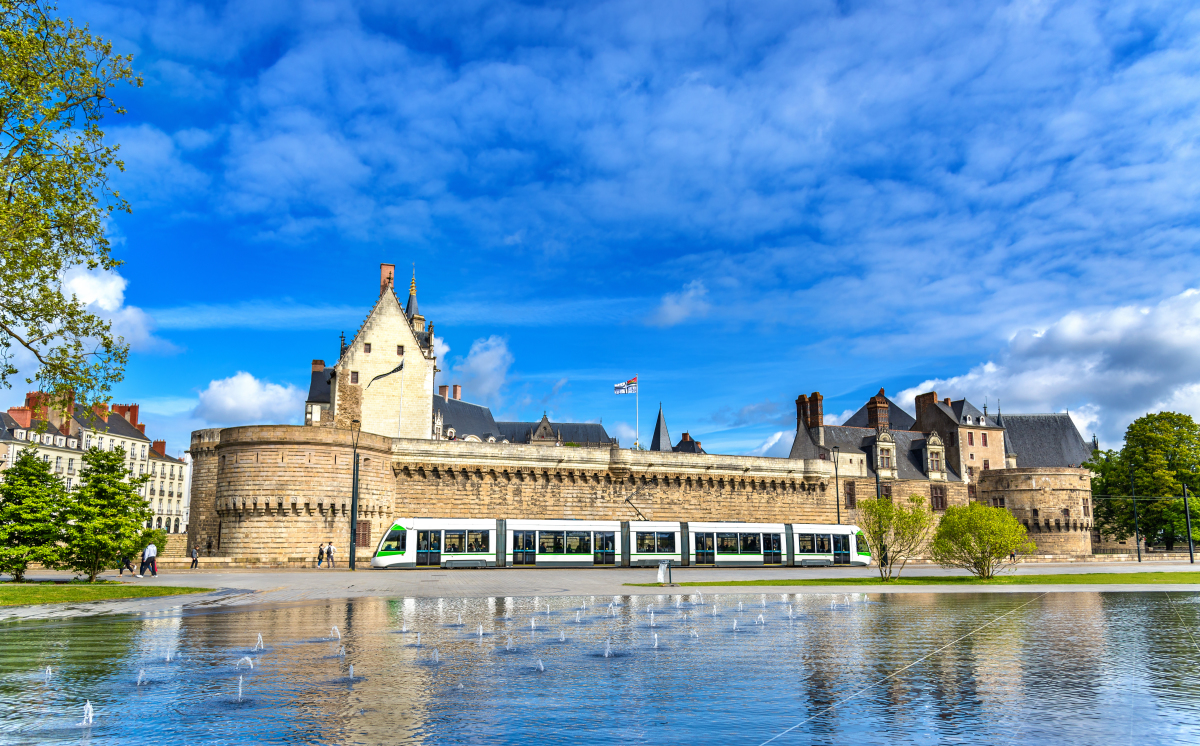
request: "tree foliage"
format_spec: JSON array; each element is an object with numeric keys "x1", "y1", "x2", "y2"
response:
[
  {"x1": 930, "y1": 502, "x2": 1037, "y2": 579},
  {"x1": 856, "y1": 494, "x2": 936, "y2": 581},
  {"x1": 0, "y1": 446, "x2": 64, "y2": 580},
  {"x1": 0, "y1": 0, "x2": 140, "y2": 414},
  {"x1": 1087, "y1": 412, "x2": 1200, "y2": 550},
  {"x1": 59, "y1": 445, "x2": 150, "y2": 581}
]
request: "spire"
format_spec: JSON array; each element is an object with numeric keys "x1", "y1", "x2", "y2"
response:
[
  {"x1": 650, "y1": 404, "x2": 672, "y2": 451},
  {"x1": 405, "y1": 267, "x2": 419, "y2": 319}
]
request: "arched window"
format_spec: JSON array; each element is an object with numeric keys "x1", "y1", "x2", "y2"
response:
[
  {"x1": 156, "y1": 516, "x2": 162, "y2": 528},
  {"x1": 174, "y1": 518, "x2": 180, "y2": 533}
]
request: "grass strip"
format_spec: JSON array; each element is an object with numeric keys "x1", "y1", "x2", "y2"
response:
[
  {"x1": 625, "y1": 571, "x2": 1200, "y2": 587},
  {"x1": 0, "y1": 583, "x2": 213, "y2": 606}
]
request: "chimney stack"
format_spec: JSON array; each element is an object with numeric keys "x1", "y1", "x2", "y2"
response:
[
  {"x1": 379, "y1": 263, "x2": 395, "y2": 297},
  {"x1": 452, "y1": 384, "x2": 462, "y2": 401},
  {"x1": 112, "y1": 403, "x2": 139, "y2": 427},
  {"x1": 92, "y1": 403, "x2": 108, "y2": 419},
  {"x1": 795, "y1": 394, "x2": 810, "y2": 431},
  {"x1": 7, "y1": 407, "x2": 31, "y2": 429},
  {"x1": 439, "y1": 385, "x2": 449, "y2": 401},
  {"x1": 806, "y1": 391, "x2": 824, "y2": 429},
  {"x1": 913, "y1": 391, "x2": 937, "y2": 432},
  {"x1": 944, "y1": 397, "x2": 952, "y2": 406},
  {"x1": 311, "y1": 359, "x2": 325, "y2": 372},
  {"x1": 151, "y1": 440, "x2": 166, "y2": 457},
  {"x1": 867, "y1": 388, "x2": 890, "y2": 432}
]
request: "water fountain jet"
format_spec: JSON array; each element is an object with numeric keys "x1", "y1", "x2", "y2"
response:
[
  {"x1": 236, "y1": 657, "x2": 254, "y2": 669},
  {"x1": 331, "y1": 626, "x2": 341, "y2": 640},
  {"x1": 81, "y1": 700, "x2": 94, "y2": 725},
  {"x1": 254, "y1": 633, "x2": 264, "y2": 651},
  {"x1": 535, "y1": 659, "x2": 545, "y2": 672}
]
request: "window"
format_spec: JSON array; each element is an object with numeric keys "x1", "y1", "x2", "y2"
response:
[
  {"x1": 968, "y1": 466, "x2": 975, "y2": 477},
  {"x1": 991, "y1": 497, "x2": 1006, "y2": 508},
  {"x1": 930, "y1": 453, "x2": 942, "y2": 471},
  {"x1": 1083, "y1": 499, "x2": 1090, "y2": 517},
  {"x1": 381, "y1": 529, "x2": 406, "y2": 552},
  {"x1": 1062, "y1": 509, "x2": 1070, "y2": 519},
  {"x1": 982, "y1": 433, "x2": 989, "y2": 447},
  {"x1": 816, "y1": 534, "x2": 832, "y2": 553},
  {"x1": 566, "y1": 531, "x2": 592, "y2": 554},
  {"x1": 355, "y1": 520, "x2": 371, "y2": 548},
  {"x1": 982, "y1": 459, "x2": 990, "y2": 470},
  {"x1": 68, "y1": 458, "x2": 74, "y2": 471},
  {"x1": 141, "y1": 445, "x2": 146, "y2": 459},
  {"x1": 930, "y1": 485, "x2": 946, "y2": 511},
  {"x1": 797, "y1": 534, "x2": 815, "y2": 553},
  {"x1": 739, "y1": 533, "x2": 761, "y2": 553},
  {"x1": 716, "y1": 533, "x2": 739, "y2": 553},
  {"x1": 845, "y1": 481, "x2": 857, "y2": 509},
  {"x1": 879, "y1": 449, "x2": 893, "y2": 468},
  {"x1": 66, "y1": 478, "x2": 72, "y2": 490},
  {"x1": 970, "y1": 453, "x2": 975, "y2": 461},
  {"x1": 967, "y1": 432, "x2": 974, "y2": 446},
  {"x1": 968, "y1": 484, "x2": 977, "y2": 499},
  {"x1": 880, "y1": 483, "x2": 892, "y2": 499},
  {"x1": 397, "y1": 345, "x2": 404, "y2": 355},
  {"x1": 444, "y1": 530, "x2": 465, "y2": 553},
  {"x1": 539, "y1": 531, "x2": 565, "y2": 554},
  {"x1": 855, "y1": 533, "x2": 870, "y2": 555},
  {"x1": 55, "y1": 456, "x2": 62, "y2": 469},
  {"x1": 364, "y1": 343, "x2": 372, "y2": 353},
  {"x1": 636, "y1": 532, "x2": 676, "y2": 553},
  {"x1": 351, "y1": 371, "x2": 359, "y2": 384},
  {"x1": 1032, "y1": 509, "x2": 1039, "y2": 519}
]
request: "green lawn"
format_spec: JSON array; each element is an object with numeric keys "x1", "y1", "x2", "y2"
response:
[
  {"x1": 626, "y1": 571, "x2": 1200, "y2": 587},
  {"x1": 0, "y1": 583, "x2": 213, "y2": 606}
]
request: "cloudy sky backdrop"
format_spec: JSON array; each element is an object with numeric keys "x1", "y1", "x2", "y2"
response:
[{"x1": 10, "y1": 0, "x2": 1199, "y2": 456}]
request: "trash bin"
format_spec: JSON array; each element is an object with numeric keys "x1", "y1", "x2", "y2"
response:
[{"x1": 657, "y1": 560, "x2": 670, "y2": 584}]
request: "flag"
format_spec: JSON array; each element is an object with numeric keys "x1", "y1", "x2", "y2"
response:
[
  {"x1": 367, "y1": 360, "x2": 404, "y2": 388},
  {"x1": 614, "y1": 376, "x2": 638, "y2": 395}
]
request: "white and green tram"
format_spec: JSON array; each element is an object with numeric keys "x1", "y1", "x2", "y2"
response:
[{"x1": 371, "y1": 518, "x2": 872, "y2": 569}]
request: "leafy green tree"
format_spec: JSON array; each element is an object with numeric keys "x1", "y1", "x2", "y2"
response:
[
  {"x1": 0, "y1": 0, "x2": 141, "y2": 414},
  {"x1": 0, "y1": 446, "x2": 65, "y2": 580},
  {"x1": 1087, "y1": 412, "x2": 1200, "y2": 550},
  {"x1": 59, "y1": 445, "x2": 150, "y2": 581},
  {"x1": 930, "y1": 502, "x2": 1037, "y2": 579},
  {"x1": 855, "y1": 494, "x2": 936, "y2": 581}
]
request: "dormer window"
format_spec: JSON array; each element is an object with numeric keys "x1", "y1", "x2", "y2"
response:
[
  {"x1": 14, "y1": 430, "x2": 24, "y2": 441},
  {"x1": 879, "y1": 449, "x2": 893, "y2": 468},
  {"x1": 364, "y1": 343, "x2": 371, "y2": 353},
  {"x1": 930, "y1": 453, "x2": 942, "y2": 471},
  {"x1": 446, "y1": 427, "x2": 456, "y2": 439},
  {"x1": 68, "y1": 439, "x2": 76, "y2": 448}
]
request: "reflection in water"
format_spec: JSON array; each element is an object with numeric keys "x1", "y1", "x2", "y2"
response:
[{"x1": 0, "y1": 592, "x2": 1197, "y2": 745}]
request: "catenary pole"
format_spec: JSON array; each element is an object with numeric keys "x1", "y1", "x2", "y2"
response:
[
  {"x1": 349, "y1": 418, "x2": 362, "y2": 571},
  {"x1": 636, "y1": 374, "x2": 639, "y2": 450},
  {"x1": 1131, "y1": 467, "x2": 1141, "y2": 563},
  {"x1": 833, "y1": 446, "x2": 841, "y2": 525},
  {"x1": 1185, "y1": 485, "x2": 1195, "y2": 565}
]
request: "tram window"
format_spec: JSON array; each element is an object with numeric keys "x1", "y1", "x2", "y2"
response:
[
  {"x1": 816, "y1": 534, "x2": 832, "y2": 553},
  {"x1": 539, "y1": 531, "x2": 565, "y2": 554},
  {"x1": 419, "y1": 532, "x2": 441, "y2": 552},
  {"x1": 797, "y1": 534, "x2": 815, "y2": 553},
  {"x1": 467, "y1": 530, "x2": 490, "y2": 553},
  {"x1": 566, "y1": 531, "x2": 592, "y2": 554},
  {"x1": 855, "y1": 534, "x2": 870, "y2": 554},
  {"x1": 381, "y1": 529, "x2": 406, "y2": 552},
  {"x1": 656, "y1": 532, "x2": 676, "y2": 553},
  {"x1": 444, "y1": 530, "x2": 466, "y2": 553},
  {"x1": 596, "y1": 532, "x2": 616, "y2": 551},
  {"x1": 636, "y1": 532, "x2": 656, "y2": 553},
  {"x1": 739, "y1": 533, "x2": 761, "y2": 553},
  {"x1": 716, "y1": 533, "x2": 739, "y2": 553}
]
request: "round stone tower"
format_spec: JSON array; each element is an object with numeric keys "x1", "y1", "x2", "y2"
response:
[
  {"x1": 186, "y1": 428, "x2": 223, "y2": 556},
  {"x1": 977, "y1": 467, "x2": 1093, "y2": 555}
]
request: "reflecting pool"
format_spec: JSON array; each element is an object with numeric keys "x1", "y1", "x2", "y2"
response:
[{"x1": 1, "y1": 591, "x2": 1198, "y2": 744}]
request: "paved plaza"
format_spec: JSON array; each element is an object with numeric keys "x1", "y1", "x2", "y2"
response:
[{"x1": 3, "y1": 561, "x2": 1197, "y2": 623}]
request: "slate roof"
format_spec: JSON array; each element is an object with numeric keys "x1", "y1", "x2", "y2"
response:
[
  {"x1": 673, "y1": 434, "x2": 706, "y2": 454},
  {"x1": 73, "y1": 411, "x2": 151, "y2": 441},
  {"x1": 842, "y1": 396, "x2": 917, "y2": 430},
  {"x1": 650, "y1": 405, "x2": 671, "y2": 452},
  {"x1": 789, "y1": 425, "x2": 960, "y2": 481},
  {"x1": 307, "y1": 368, "x2": 333, "y2": 404},
  {"x1": 433, "y1": 396, "x2": 504, "y2": 441},
  {"x1": 0, "y1": 415, "x2": 84, "y2": 450},
  {"x1": 935, "y1": 399, "x2": 997, "y2": 427},
  {"x1": 496, "y1": 421, "x2": 616, "y2": 445},
  {"x1": 996, "y1": 413, "x2": 1093, "y2": 468}
]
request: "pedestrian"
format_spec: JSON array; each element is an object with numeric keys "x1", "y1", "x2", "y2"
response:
[
  {"x1": 190, "y1": 546, "x2": 199, "y2": 569},
  {"x1": 119, "y1": 553, "x2": 135, "y2": 576},
  {"x1": 317, "y1": 542, "x2": 325, "y2": 568},
  {"x1": 326, "y1": 543, "x2": 335, "y2": 568},
  {"x1": 137, "y1": 542, "x2": 158, "y2": 577}
]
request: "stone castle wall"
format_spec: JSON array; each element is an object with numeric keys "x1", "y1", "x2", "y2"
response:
[{"x1": 977, "y1": 467, "x2": 1093, "y2": 555}]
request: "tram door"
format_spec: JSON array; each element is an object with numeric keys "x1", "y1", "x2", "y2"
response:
[
  {"x1": 417, "y1": 530, "x2": 441, "y2": 567},
  {"x1": 513, "y1": 531, "x2": 536, "y2": 565},
  {"x1": 763, "y1": 533, "x2": 783, "y2": 565},
  {"x1": 594, "y1": 532, "x2": 616, "y2": 565},
  {"x1": 832, "y1": 534, "x2": 851, "y2": 566},
  {"x1": 694, "y1": 533, "x2": 715, "y2": 565}
]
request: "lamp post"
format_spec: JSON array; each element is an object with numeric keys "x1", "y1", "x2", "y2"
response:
[
  {"x1": 1184, "y1": 484, "x2": 1195, "y2": 565},
  {"x1": 349, "y1": 418, "x2": 362, "y2": 571},
  {"x1": 832, "y1": 446, "x2": 841, "y2": 525},
  {"x1": 1130, "y1": 464, "x2": 1141, "y2": 563}
]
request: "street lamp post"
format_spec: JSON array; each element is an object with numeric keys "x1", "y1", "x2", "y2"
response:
[
  {"x1": 832, "y1": 446, "x2": 841, "y2": 525},
  {"x1": 349, "y1": 419, "x2": 362, "y2": 571},
  {"x1": 1130, "y1": 465, "x2": 1141, "y2": 563}
]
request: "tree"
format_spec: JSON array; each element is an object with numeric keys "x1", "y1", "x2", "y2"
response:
[
  {"x1": 60, "y1": 445, "x2": 150, "y2": 581},
  {"x1": 1087, "y1": 412, "x2": 1200, "y2": 550},
  {"x1": 856, "y1": 494, "x2": 936, "y2": 581},
  {"x1": 0, "y1": 446, "x2": 65, "y2": 580},
  {"x1": 0, "y1": 1, "x2": 141, "y2": 415},
  {"x1": 930, "y1": 502, "x2": 1037, "y2": 579}
]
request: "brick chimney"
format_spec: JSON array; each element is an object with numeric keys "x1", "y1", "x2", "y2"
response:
[
  {"x1": 913, "y1": 391, "x2": 938, "y2": 432},
  {"x1": 112, "y1": 403, "x2": 139, "y2": 428},
  {"x1": 452, "y1": 384, "x2": 462, "y2": 401},
  {"x1": 379, "y1": 263, "x2": 395, "y2": 297},
  {"x1": 92, "y1": 402, "x2": 109, "y2": 419},
  {"x1": 7, "y1": 407, "x2": 32, "y2": 429},
  {"x1": 439, "y1": 385, "x2": 449, "y2": 400},
  {"x1": 795, "y1": 394, "x2": 810, "y2": 431},
  {"x1": 944, "y1": 397, "x2": 952, "y2": 406},
  {"x1": 311, "y1": 359, "x2": 325, "y2": 372},
  {"x1": 137, "y1": 423, "x2": 145, "y2": 434},
  {"x1": 867, "y1": 388, "x2": 889, "y2": 432},
  {"x1": 805, "y1": 391, "x2": 824, "y2": 429},
  {"x1": 151, "y1": 440, "x2": 166, "y2": 457}
]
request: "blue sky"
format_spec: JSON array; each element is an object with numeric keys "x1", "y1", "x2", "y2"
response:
[{"x1": 11, "y1": 0, "x2": 1200, "y2": 457}]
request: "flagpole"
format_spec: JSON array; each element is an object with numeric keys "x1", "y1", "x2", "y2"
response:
[{"x1": 636, "y1": 374, "x2": 639, "y2": 450}]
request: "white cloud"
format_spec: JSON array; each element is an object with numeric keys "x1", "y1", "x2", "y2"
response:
[
  {"x1": 611, "y1": 421, "x2": 637, "y2": 445},
  {"x1": 649, "y1": 280, "x2": 710, "y2": 327},
  {"x1": 746, "y1": 430, "x2": 795, "y2": 458},
  {"x1": 897, "y1": 289, "x2": 1200, "y2": 445},
  {"x1": 62, "y1": 267, "x2": 172, "y2": 353},
  {"x1": 107, "y1": 124, "x2": 210, "y2": 205},
  {"x1": 432, "y1": 335, "x2": 451, "y2": 360},
  {"x1": 449, "y1": 336, "x2": 513, "y2": 407},
  {"x1": 824, "y1": 409, "x2": 856, "y2": 426},
  {"x1": 191, "y1": 371, "x2": 304, "y2": 425}
]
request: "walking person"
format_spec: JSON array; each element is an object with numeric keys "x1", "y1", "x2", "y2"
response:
[
  {"x1": 190, "y1": 546, "x2": 199, "y2": 569},
  {"x1": 326, "y1": 543, "x2": 335, "y2": 568},
  {"x1": 317, "y1": 542, "x2": 325, "y2": 568},
  {"x1": 119, "y1": 552, "x2": 135, "y2": 576},
  {"x1": 137, "y1": 542, "x2": 158, "y2": 578}
]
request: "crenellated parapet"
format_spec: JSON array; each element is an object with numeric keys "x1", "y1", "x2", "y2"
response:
[{"x1": 977, "y1": 467, "x2": 1094, "y2": 555}]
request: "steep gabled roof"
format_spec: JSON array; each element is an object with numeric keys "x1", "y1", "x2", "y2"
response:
[
  {"x1": 842, "y1": 396, "x2": 917, "y2": 430},
  {"x1": 999, "y1": 413, "x2": 1093, "y2": 467},
  {"x1": 789, "y1": 425, "x2": 960, "y2": 481},
  {"x1": 495, "y1": 420, "x2": 616, "y2": 445},
  {"x1": 307, "y1": 367, "x2": 333, "y2": 404},
  {"x1": 433, "y1": 396, "x2": 502, "y2": 441},
  {"x1": 650, "y1": 405, "x2": 671, "y2": 451}
]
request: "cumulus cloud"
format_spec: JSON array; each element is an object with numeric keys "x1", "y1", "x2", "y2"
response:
[
  {"x1": 610, "y1": 421, "x2": 637, "y2": 445},
  {"x1": 897, "y1": 289, "x2": 1200, "y2": 445},
  {"x1": 191, "y1": 371, "x2": 304, "y2": 425},
  {"x1": 432, "y1": 335, "x2": 451, "y2": 360},
  {"x1": 107, "y1": 124, "x2": 210, "y2": 205},
  {"x1": 62, "y1": 267, "x2": 172, "y2": 353},
  {"x1": 824, "y1": 409, "x2": 856, "y2": 426},
  {"x1": 649, "y1": 281, "x2": 711, "y2": 327},
  {"x1": 449, "y1": 336, "x2": 514, "y2": 407},
  {"x1": 710, "y1": 398, "x2": 791, "y2": 428},
  {"x1": 745, "y1": 430, "x2": 795, "y2": 458}
]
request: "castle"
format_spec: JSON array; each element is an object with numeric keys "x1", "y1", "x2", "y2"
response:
[{"x1": 187, "y1": 263, "x2": 1096, "y2": 563}]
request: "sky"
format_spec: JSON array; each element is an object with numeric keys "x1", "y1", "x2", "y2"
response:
[{"x1": 8, "y1": 0, "x2": 1200, "y2": 457}]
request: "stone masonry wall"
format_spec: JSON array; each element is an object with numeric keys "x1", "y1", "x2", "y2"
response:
[
  {"x1": 978, "y1": 467, "x2": 1093, "y2": 555},
  {"x1": 186, "y1": 428, "x2": 222, "y2": 556}
]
